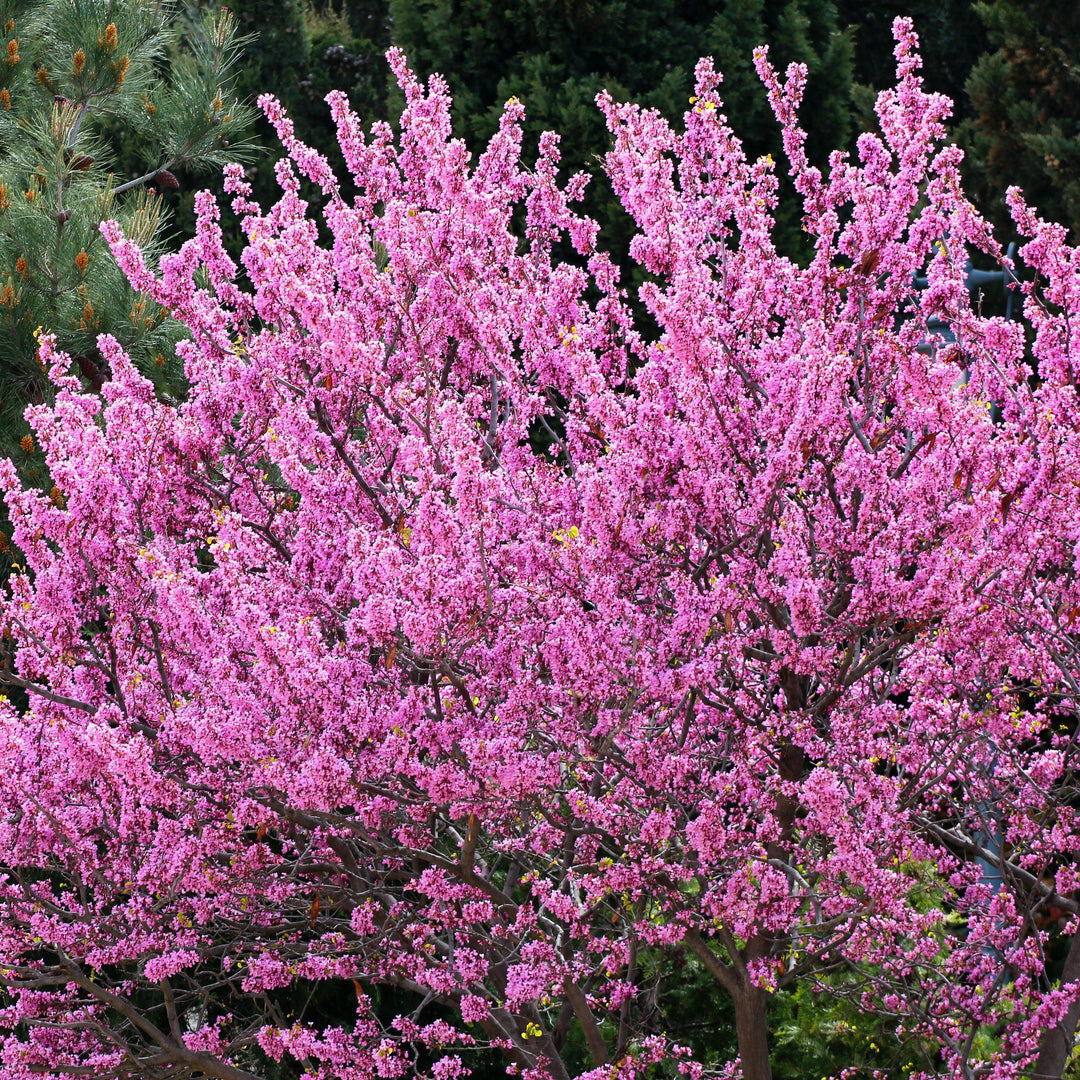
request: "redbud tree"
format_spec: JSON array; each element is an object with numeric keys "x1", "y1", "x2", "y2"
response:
[{"x1": 0, "y1": 19, "x2": 1079, "y2": 1080}]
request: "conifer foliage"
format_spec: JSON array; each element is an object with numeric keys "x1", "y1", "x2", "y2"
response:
[
  {"x1": 3, "y1": 20, "x2": 1080, "y2": 1080},
  {"x1": 962, "y1": 2, "x2": 1080, "y2": 238},
  {"x1": 0, "y1": 0, "x2": 255, "y2": 451}
]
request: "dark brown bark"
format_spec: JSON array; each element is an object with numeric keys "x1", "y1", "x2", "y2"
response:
[
  {"x1": 562, "y1": 976, "x2": 610, "y2": 1066},
  {"x1": 684, "y1": 931, "x2": 774, "y2": 1077},
  {"x1": 1034, "y1": 928, "x2": 1080, "y2": 1079},
  {"x1": 732, "y1": 983, "x2": 773, "y2": 1080}
]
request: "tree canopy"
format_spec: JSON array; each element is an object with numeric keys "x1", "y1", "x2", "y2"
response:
[
  {"x1": 0, "y1": 22, "x2": 1079, "y2": 1080},
  {"x1": 960, "y1": 1, "x2": 1080, "y2": 240}
]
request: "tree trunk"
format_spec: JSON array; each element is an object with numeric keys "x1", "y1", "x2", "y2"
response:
[
  {"x1": 732, "y1": 983, "x2": 772, "y2": 1080},
  {"x1": 1035, "y1": 928, "x2": 1080, "y2": 1079}
]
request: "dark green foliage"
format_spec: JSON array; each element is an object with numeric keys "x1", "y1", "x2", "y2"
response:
[
  {"x1": 703, "y1": 0, "x2": 855, "y2": 256},
  {"x1": 228, "y1": 0, "x2": 312, "y2": 95},
  {"x1": 705, "y1": 0, "x2": 853, "y2": 169},
  {"x1": 959, "y1": 2, "x2": 1080, "y2": 240},
  {"x1": 305, "y1": 0, "x2": 392, "y2": 119},
  {"x1": 390, "y1": 0, "x2": 856, "y2": 266}
]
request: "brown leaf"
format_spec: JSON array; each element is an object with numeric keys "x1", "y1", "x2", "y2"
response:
[
  {"x1": 309, "y1": 895, "x2": 320, "y2": 924},
  {"x1": 76, "y1": 354, "x2": 106, "y2": 392},
  {"x1": 854, "y1": 249, "x2": 880, "y2": 276}
]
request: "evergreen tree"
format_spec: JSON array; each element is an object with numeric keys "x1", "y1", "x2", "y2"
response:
[
  {"x1": 0, "y1": 0, "x2": 255, "y2": 573},
  {"x1": 959, "y1": 2, "x2": 1080, "y2": 239},
  {"x1": 0, "y1": 0, "x2": 255, "y2": 446},
  {"x1": 293, "y1": 0, "x2": 392, "y2": 160}
]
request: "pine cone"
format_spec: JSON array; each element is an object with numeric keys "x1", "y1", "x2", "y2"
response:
[{"x1": 154, "y1": 169, "x2": 179, "y2": 190}]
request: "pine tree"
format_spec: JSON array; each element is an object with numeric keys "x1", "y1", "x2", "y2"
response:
[
  {"x1": 0, "y1": 0, "x2": 255, "y2": 451},
  {"x1": 165, "y1": 0, "x2": 391, "y2": 260},
  {"x1": 960, "y1": 2, "x2": 1080, "y2": 239}
]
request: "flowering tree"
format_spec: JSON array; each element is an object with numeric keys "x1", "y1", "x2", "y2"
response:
[{"x1": 1, "y1": 19, "x2": 1080, "y2": 1080}]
